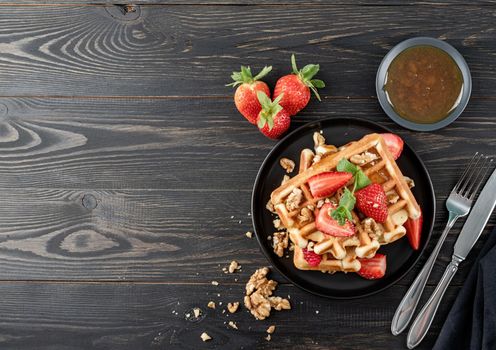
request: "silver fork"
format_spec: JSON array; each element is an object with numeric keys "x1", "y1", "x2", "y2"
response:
[{"x1": 391, "y1": 152, "x2": 490, "y2": 336}]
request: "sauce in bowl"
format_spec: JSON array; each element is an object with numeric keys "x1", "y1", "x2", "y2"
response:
[{"x1": 383, "y1": 45, "x2": 463, "y2": 124}]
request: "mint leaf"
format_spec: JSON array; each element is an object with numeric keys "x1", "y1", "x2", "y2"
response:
[
  {"x1": 355, "y1": 170, "x2": 371, "y2": 191},
  {"x1": 331, "y1": 206, "x2": 349, "y2": 226},
  {"x1": 337, "y1": 158, "x2": 358, "y2": 174},
  {"x1": 340, "y1": 188, "x2": 356, "y2": 210}
]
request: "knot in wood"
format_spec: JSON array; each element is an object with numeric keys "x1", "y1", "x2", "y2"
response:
[{"x1": 82, "y1": 194, "x2": 97, "y2": 210}]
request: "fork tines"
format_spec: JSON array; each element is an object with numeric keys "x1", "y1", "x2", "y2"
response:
[{"x1": 454, "y1": 152, "x2": 494, "y2": 200}]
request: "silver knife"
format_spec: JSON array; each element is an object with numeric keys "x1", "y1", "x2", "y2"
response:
[{"x1": 406, "y1": 166, "x2": 496, "y2": 349}]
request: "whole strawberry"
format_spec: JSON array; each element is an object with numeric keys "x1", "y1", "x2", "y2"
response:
[
  {"x1": 256, "y1": 91, "x2": 291, "y2": 140},
  {"x1": 226, "y1": 65, "x2": 272, "y2": 124},
  {"x1": 355, "y1": 183, "x2": 388, "y2": 223},
  {"x1": 273, "y1": 54, "x2": 325, "y2": 116}
]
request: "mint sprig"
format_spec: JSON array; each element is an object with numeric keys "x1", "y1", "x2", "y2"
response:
[{"x1": 331, "y1": 158, "x2": 372, "y2": 225}]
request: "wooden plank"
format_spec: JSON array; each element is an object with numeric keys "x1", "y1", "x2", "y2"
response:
[
  {"x1": 0, "y1": 5, "x2": 494, "y2": 96},
  {"x1": 0, "y1": 1, "x2": 495, "y2": 5},
  {"x1": 0, "y1": 281, "x2": 459, "y2": 349},
  {"x1": 0, "y1": 97, "x2": 493, "y2": 190},
  {"x1": 0, "y1": 185, "x2": 493, "y2": 283},
  {"x1": 0, "y1": 97, "x2": 492, "y2": 282}
]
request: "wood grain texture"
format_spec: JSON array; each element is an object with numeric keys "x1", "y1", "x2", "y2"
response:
[
  {"x1": 0, "y1": 97, "x2": 492, "y2": 283},
  {"x1": 0, "y1": 281, "x2": 459, "y2": 350},
  {"x1": 0, "y1": 5, "x2": 494, "y2": 96}
]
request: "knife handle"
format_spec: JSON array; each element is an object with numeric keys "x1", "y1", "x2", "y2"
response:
[
  {"x1": 406, "y1": 255, "x2": 463, "y2": 349},
  {"x1": 391, "y1": 212, "x2": 459, "y2": 336}
]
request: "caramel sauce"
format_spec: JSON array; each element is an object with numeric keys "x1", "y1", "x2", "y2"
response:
[{"x1": 384, "y1": 45, "x2": 463, "y2": 124}]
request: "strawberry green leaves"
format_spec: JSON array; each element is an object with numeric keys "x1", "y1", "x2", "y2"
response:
[
  {"x1": 331, "y1": 187, "x2": 355, "y2": 225},
  {"x1": 256, "y1": 91, "x2": 283, "y2": 131},
  {"x1": 290, "y1": 54, "x2": 325, "y2": 101},
  {"x1": 331, "y1": 158, "x2": 372, "y2": 225},
  {"x1": 336, "y1": 158, "x2": 371, "y2": 191},
  {"x1": 226, "y1": 65, "x2": 272, "y2": 87}
]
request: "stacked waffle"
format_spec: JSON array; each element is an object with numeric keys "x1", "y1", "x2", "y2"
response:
[{"x1": 269, "y1": 133, "x2": 421, "y2": 275}]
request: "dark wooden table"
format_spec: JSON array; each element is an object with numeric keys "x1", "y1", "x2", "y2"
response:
[{"x1": 0, "y1": 1, "x2": 494, "y2": 349}]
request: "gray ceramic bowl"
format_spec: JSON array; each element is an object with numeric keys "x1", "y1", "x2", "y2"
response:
[{"x1": 376, "y1": 37, "x2": 472, "y2": 131}]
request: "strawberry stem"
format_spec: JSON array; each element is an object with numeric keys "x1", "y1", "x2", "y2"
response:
[
  {"x1": 256, "y1": 91, "x2": 283, "y2": 131},
  {"x1": 290, "y1": 54, "x2": 325, "y2": 101},
  {"x1": 226, "y1": 65, "x2": 272, "y2": 87}
]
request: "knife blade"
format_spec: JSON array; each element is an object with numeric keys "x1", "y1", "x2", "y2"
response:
[{"x1": 454, "y1": 166, "x2": 496, "y2": 260}]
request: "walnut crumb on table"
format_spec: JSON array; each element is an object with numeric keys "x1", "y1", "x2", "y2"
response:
[
  {"x1": 207, "y1": 301, "x2": 215, "y2": 309},
  {"x1": 266, "y1": 325, "x2": 276, "y2": 334},
  {"x1": 211, "y1": 281, "x2": 219, "y2": 286},
  {"x1": 200, "y1": 332, "x2": 211, "y2": 342},
  {"x1": 228, "y1": 260, "x2": 240, "y2": 273},
  {"x1": 227, "y1": 302, "x2": 239, "y2": 313},
  {"x1": 228, "y1": 321, "x2": 238, "y2": 330},
  {"x1": 245, "y1": 231, "x2": 253, "y2": 238}
]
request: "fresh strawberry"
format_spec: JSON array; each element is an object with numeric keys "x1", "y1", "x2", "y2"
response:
[
  {"x1": 256, "y1": 91, "x2": 291, "y2": 140},
  {"x1": 380, "y1": 133, "x2": 404, "y2": 160},
  {"x1": 357, "y1": 254, "x2": 387, "y2": 280},
  {"x1": 302, "y1": 248, "x2": 322, "y2": 267},
  {"x1": 405, "y1": 211, "x2": 423, "y2": 250},
  {"x1": 315, "y1": 203, "x2": 355, "y2": 237},
  {"x1": 308, "y1": 171, "x2": 353, "y2": 199},
  {"x1": 354, "y1": 183, "x2": 388, "y2": 223},
  {"x1": 273, "y1": 54, "x2": 325, "y2": 116},
  {"x1": 227, "y1": 65, "x2": 272, "y2": 124}
]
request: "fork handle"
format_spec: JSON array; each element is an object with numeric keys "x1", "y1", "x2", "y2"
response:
[
  {"x1": 391, "y1": 212, "x2": 459, "y2": 336},
  {"x1": 406, "y1": 255, "x2": 463, "y2": 349}
]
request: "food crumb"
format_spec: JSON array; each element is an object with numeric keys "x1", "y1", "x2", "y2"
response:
[
  {"x1": 227, "y1": 302, "x2": 239, "y2": 313},
  {"x1": 200, "y1": 332, "x2": 212, "y2": 342},
  {"x1": 228, "y1": 260, "x2": 240, "y2": 273},
  {"x1": 228, "y1": 321, "x2": 238, "y2": 330},
  {"x1": 265, "y1": 334, "x2": 271, "y2": 341},
  {"x1": 245, "y1": 231, "x2": 253, "y2": 238},
  {"x1": 207, "y1": 301, "x2": 215, "y2": 309},
  {"x1": 211, "y1": 281, "x2": 219, "y2": 286},
  {"x1": 315, "y1": 310, "x2": 320, "y2": 314},
  {"x1": 267, "y1": 325, "x2": 276, "y2": 334},
  {"x1": 193, "y1": 308, "x2": 202, "y2": 318}
]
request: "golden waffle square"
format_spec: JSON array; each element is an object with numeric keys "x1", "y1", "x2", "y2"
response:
[{"x1": 270, "y1": 133, "x2": 421, "y2": 273}]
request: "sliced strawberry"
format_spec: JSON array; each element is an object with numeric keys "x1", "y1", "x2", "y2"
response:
[
  {"x1": 405, "y1": 211, "x2": 423, "y2": 250},
  {"x1": 302, "y1": 248, "x2": 322, "y2": 267},
  {"x1": 307, "y1": 171, "x2": 352, "y2": 199},
  {"x1": 354, "y1": 183, "x2": 388, "y2": 223},
  {"x1": 315, "y1": 203, "x2": 355, "y2": 237},
  {"x1": 357, "y1": 254, "x2": 387, "y2": 280},
  {"x1": 380, "y1": 133, "x2": 404, "y2": 160}
]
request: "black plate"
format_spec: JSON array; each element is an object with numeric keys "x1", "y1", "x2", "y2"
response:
[{"x1": 251, "y1": 117, "x2": 435, "y2": 299}]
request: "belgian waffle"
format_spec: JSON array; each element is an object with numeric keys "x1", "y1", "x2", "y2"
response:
[{"x1": 270, "y1": 133, "x2": 421, "y2": 273}]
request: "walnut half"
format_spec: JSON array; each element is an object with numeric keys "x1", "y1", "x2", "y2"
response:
[{"x1": 279, "y1": 158, "x2": 295, "y2": 173}]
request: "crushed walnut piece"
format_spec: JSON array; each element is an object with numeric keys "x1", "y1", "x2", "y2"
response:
[
  {"x1": 273, "y1": 231, "x2": 289, "y2": 257},
  {"x1": 207, "y1": 301, "x2": 216, "y2": 309},
  {"x1": 404, "y1": 176, "x2": 415, "y2": 189},
  {"x1": 200, "y1": 332, "x2": 211, "y2": 342},
  {"x1": 244, "y1": 267, "x2": 291, "y2": 320},
  {"x1": 228, "y1": 260, "x2": 240, "y2": 273},
  {"x1": 297, "y1": 207, "x2": 313, "y2": 225},
  {"x1": 193, "y1": 308, "x2": 202, "y2": 318},
  {"x1": 227, "y1": 302, "x2": 239, "y2": 313},
  {"x1": 386, "y1": 190, "x2": 400, "y2": 204},
  {"x1": 265, "y1": 334, "x2": 271, "y2": 341},
  {"x1": 285, "y1": 188, "x2": 302, "y2": 211},
  {"x1": 279, "y1": 158, "x2": 295, "y2": 173},
  {"x1": 362, "y1": 217, "x2": 384, "y2": 240},
  {"x1": 313, "y1": 132, "x2": 337, "y2": 155},
  {"x1": 245, "y1": 231, "x2": 253, "y2": 238},
  {"x1": 273, "y1": 219, "x2": 282, "y2": 230},
  {"x1": 316, "y1": 199, "x2": 325, "y2": 209},
  {"x1": 211, "y1": 281, "x2": 219, "y2": 286},
  {"x1": 267, "y1": 325, "x2": 276, "y2": 334},
  {"x1": 228, "y1": 321, "x2": 238, "y2": 330},
  {"x1": 350, "y1": 151, "x2": 378, "y2": 165}
]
